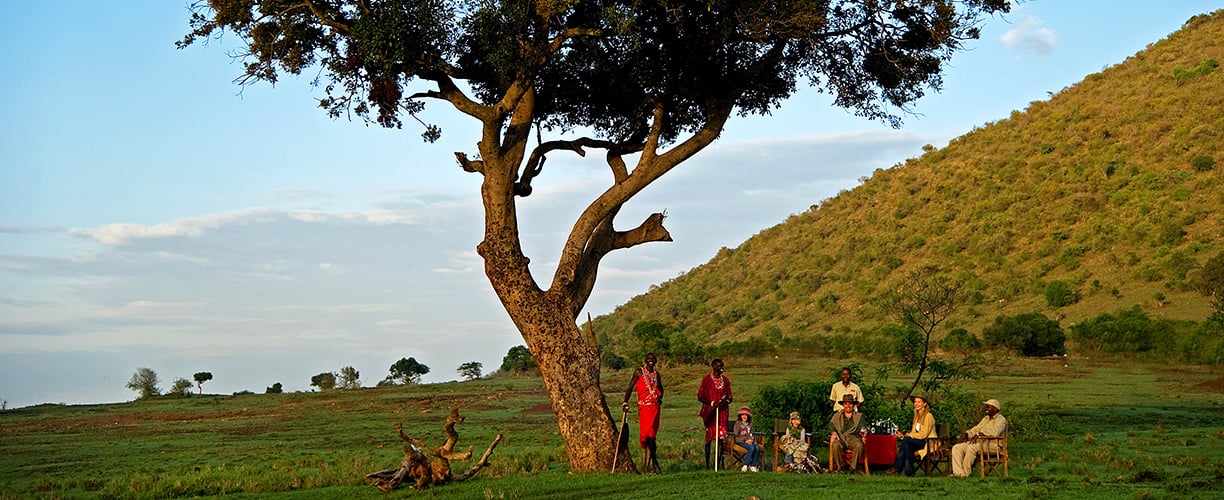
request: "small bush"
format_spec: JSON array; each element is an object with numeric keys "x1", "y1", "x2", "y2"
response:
[
  {"x1": 940, "y1": 328, "x2": 982, "y2": 352},
  {"x1": 983, "y1": 313, "x2": 1067, "y2": 356},
  {"x1": 1069, "y1": 306, "x2": 1154, "y2": 353},
  {"x1": 1045, "y1": 280, "x2": 1080, "y2": 307},
  {"x1": 600, "y1": 349, "x2": 627, "y2": 370},
  {"x1": 1190, "y1": 155, "x2": 1215, "y2": 172}
]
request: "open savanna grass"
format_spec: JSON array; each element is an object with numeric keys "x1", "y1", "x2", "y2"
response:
[{"x1": 2, "y1": 355, "x2": 1222, "y2": 499}]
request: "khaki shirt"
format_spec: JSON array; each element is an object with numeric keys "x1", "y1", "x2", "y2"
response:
[
  {"x1": 908, "y1": 411, "x2": 936, "y2": 440},
  {"x1": 966, "y1": 413, "x2": 1007, "y2": 438},
  {"x1": 829, "y1": 381, "x2": 864, "y2": 411}
]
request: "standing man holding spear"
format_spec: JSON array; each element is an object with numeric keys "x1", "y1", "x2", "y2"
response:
[
  {"x1": 622, "y1": 353, "x2": 665, "y2": 474},
  {"x1": 697, "y1": 359, "x2": 733, "y2": 470}
]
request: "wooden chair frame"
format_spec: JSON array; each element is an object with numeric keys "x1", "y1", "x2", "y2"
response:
[
  {"x1": 976, "y1": 435, "x2": 1009, "y2": 477},
  {"x1": 919, "y1": 424, "x2": 952, "y2": 476}
]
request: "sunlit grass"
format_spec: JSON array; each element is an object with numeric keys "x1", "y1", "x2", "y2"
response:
[{"x1": 2, "y1": 354, "x2": 1222, "y2": 499}]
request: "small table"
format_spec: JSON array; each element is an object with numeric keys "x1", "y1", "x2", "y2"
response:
[{"x1": 864, "y1": 434, "x2": 897, "y2": 465}]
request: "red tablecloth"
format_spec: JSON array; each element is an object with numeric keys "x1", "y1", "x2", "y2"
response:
[{"x1": 864, "y1": 434, "x2": 896, "y2": 465}]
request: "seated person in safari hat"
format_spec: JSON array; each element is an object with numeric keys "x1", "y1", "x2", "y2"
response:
[{"x1": 950, "y1": 398, "x2": 1008, "y2": 477}]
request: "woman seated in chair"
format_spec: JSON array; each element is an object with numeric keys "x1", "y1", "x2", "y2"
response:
[
  {"x1": 733, "y1": 406, "x2": 763, "y2": 472},
  {"x1": 892, "y1": 394, "x2": 936, "y2": 476},
  {"x1": 779, "y1": 411, "x2": 810, "y2": 471}
]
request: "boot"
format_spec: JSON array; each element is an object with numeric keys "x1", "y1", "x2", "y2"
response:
[{"x1": 704, "y1": 441, "x2": 712, "y2": 470}]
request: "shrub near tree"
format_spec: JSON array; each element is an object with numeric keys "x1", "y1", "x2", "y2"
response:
[
  {"x1": 265, "y1": 382, "x2": 283, "y2": 394},
  {"x1": 170, "y1": 378, "x2": 194, "y2": 397},
  {"x1": 125, "y1": 367, "x2": 161, "y2": 399},
  {"x1": 310, "y1": 372, "x2": 337, "y2": 391}
]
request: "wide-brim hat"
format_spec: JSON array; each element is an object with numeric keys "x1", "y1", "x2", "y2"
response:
[
  {"x1": 788, "y1": 411, "x2": 801, "y2": 420},
  {"x1": 909, "y1": 394, "x2": 930, "y2": 405},
  {"x1": 983, "y1": 399, "x2": 1001, "y2": 410},
  {"x1": 841, "y1": 394, "x2": 858, "y2": 403},
  {"x1": 737, "y1": 406, "x2": 752, "y2": 417}
]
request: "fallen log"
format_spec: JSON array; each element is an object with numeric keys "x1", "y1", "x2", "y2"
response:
[{"x1": 365, "y1": 408, "x2": 503, "y2": 491}]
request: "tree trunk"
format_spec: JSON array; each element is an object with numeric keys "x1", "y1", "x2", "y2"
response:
[{"x1": 483, "y1": 271, "x2": 636, "y2": 472}]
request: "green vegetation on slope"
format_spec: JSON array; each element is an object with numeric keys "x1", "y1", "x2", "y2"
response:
[{"x1": 593, "y1": 11, "x2": 1224, "y2": 357}]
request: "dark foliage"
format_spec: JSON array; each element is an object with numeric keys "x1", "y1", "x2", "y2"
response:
[{"x1": 982, "y1": 312, "x2": 1066, "y2": 357}]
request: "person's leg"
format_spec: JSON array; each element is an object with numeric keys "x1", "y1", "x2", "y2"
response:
[
  {"x1": 951, "y1": 443, "x2": 967, "y2": 477},
  {"x1": 892, "y1": 438, "x2": 905, "y2": 473},
  {"x1": 704, "y1": 439, "x2": 712, "y2": 470},
  {"x1": 832, "y1": 439, "x2": 846, "y2": 471},
  {"x1": 903, "y1": 437, "x2": 923, "y2": 476},
  {"x1": 848, "y1": 436, "x2": 864, "y2": 473}
]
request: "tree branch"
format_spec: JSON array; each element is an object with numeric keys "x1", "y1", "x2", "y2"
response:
[
  {"x1": 516, "y1": 137, "x2": 637, "y2": 196},
  {"x1": 302, "y1": 0, "x2": 352, "y2": 35}
]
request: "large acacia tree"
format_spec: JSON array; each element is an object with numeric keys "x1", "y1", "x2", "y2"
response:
[{"x1": 181, "y1": 0, "x2": 1010, "y2": 472}]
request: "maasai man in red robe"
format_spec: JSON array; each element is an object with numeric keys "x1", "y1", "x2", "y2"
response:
[
  {"x1": 696, "y1": 358, "x2": 733, "y2": 469},
  {"x1": 622, "y1": 352, "x2": 664, "y2": 473}
]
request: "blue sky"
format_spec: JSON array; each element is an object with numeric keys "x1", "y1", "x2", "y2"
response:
[{"x1": 1, "y1": 1, "x2": 1220, "y2": 409}]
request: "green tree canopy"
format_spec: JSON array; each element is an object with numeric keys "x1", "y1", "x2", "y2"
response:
[
  {"x1": 388, "y1": 357, "x2": 430, "y2": 384},
  {"x1": 500, "y1": 345, "x2": 537, "y2": 375},
  {"x1": 125, "y1": 367, "x2": 161, "y2": 399},
  {"x1": 193, "y1": 371, "x2": 213, "y2": 394},
  {"x1": 458, "y1": 361, "x2": 483, "y2": 381},
  {"x1": 310, "y1": 372, "x2": 338, "y2": 391},
  {"x1": 338, "y1": 366, "x2": 362, "y2": 389}
]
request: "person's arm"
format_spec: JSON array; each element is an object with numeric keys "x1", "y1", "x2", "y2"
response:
[
  {"x1": 696, "y1": 376, "x2": 707, "y2": 404},
  {"x1": 622, "y1": 368, "x2": 641, "y2": 411},
  {"x1": 657, "y1": 374, "x2": 664, "y2": 406}
]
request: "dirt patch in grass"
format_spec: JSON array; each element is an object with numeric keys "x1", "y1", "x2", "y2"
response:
[
  {"x1": 523, "y1": 402, "x2": 555, "y2": 415},
  {"x1": 1191, "y1": 375, "x2": 1224, "y2": 392}
]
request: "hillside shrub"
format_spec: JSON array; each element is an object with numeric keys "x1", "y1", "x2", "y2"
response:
[
  {"x1": 706, "y1": 335, "x2": 775, "y2": 358},
  {"x1": 601, "y1": 349, "x2": 627, "y2": 370},
  {"x1": 1069, "y1": 306, "x2": 1155, "y2": 353},
  {"x1": 939, "y1": 328, "x2": 982, "y2": 352},
  {"x1": 1172, "y1": 58, "x2": 1219, "y2": 84},
  {"x1": 1044, "y1": 280, "x2": 1080, "y2": 307},
  {"x1": 982, "y1": 312, "x2": 1067, "y2": 356},
  {"x1": 1190, "y1": 154, "x2": 1215, "y2": 172}
]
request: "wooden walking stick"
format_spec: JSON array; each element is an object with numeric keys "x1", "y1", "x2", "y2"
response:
[
  {"x1": 612, "y1": 405, "x2": 629, "y2": 473},
  {"x1": 713, "y1": 407, "x2": 720, "y2": 471}
]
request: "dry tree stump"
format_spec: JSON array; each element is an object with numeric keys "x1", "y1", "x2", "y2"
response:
[{"x1": 365, "y1": 408, "x2": 504, "y2": 491}]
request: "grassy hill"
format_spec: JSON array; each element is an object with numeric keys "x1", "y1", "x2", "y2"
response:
[{"x1": 592, "y1": 11, "x2": 1224, "y2": 352}]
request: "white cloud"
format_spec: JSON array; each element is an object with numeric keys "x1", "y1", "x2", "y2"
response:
[
  {"x1": 73, "y1": 207, "x2": 419, "y2": 246},
  {"x1": 1001, "y1": 17, "x2": 1056, "y2": 57}
]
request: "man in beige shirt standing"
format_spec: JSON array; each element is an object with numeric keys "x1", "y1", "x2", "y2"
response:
[
  {"x1": 950, "y1": 399, "x2": 1008, "y2": 477},
  {"x1": 829, "y1": 367, "x2": 864, "y2": 412}
]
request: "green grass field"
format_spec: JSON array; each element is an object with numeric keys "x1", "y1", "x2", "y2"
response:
[{"x1": 2, "y1": 354, "x2": 1222, "y2": 499}]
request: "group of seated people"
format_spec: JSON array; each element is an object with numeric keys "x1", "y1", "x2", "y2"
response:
[{"x1": 756, "y1": 368, "x2": 1008, "y2": 477}]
